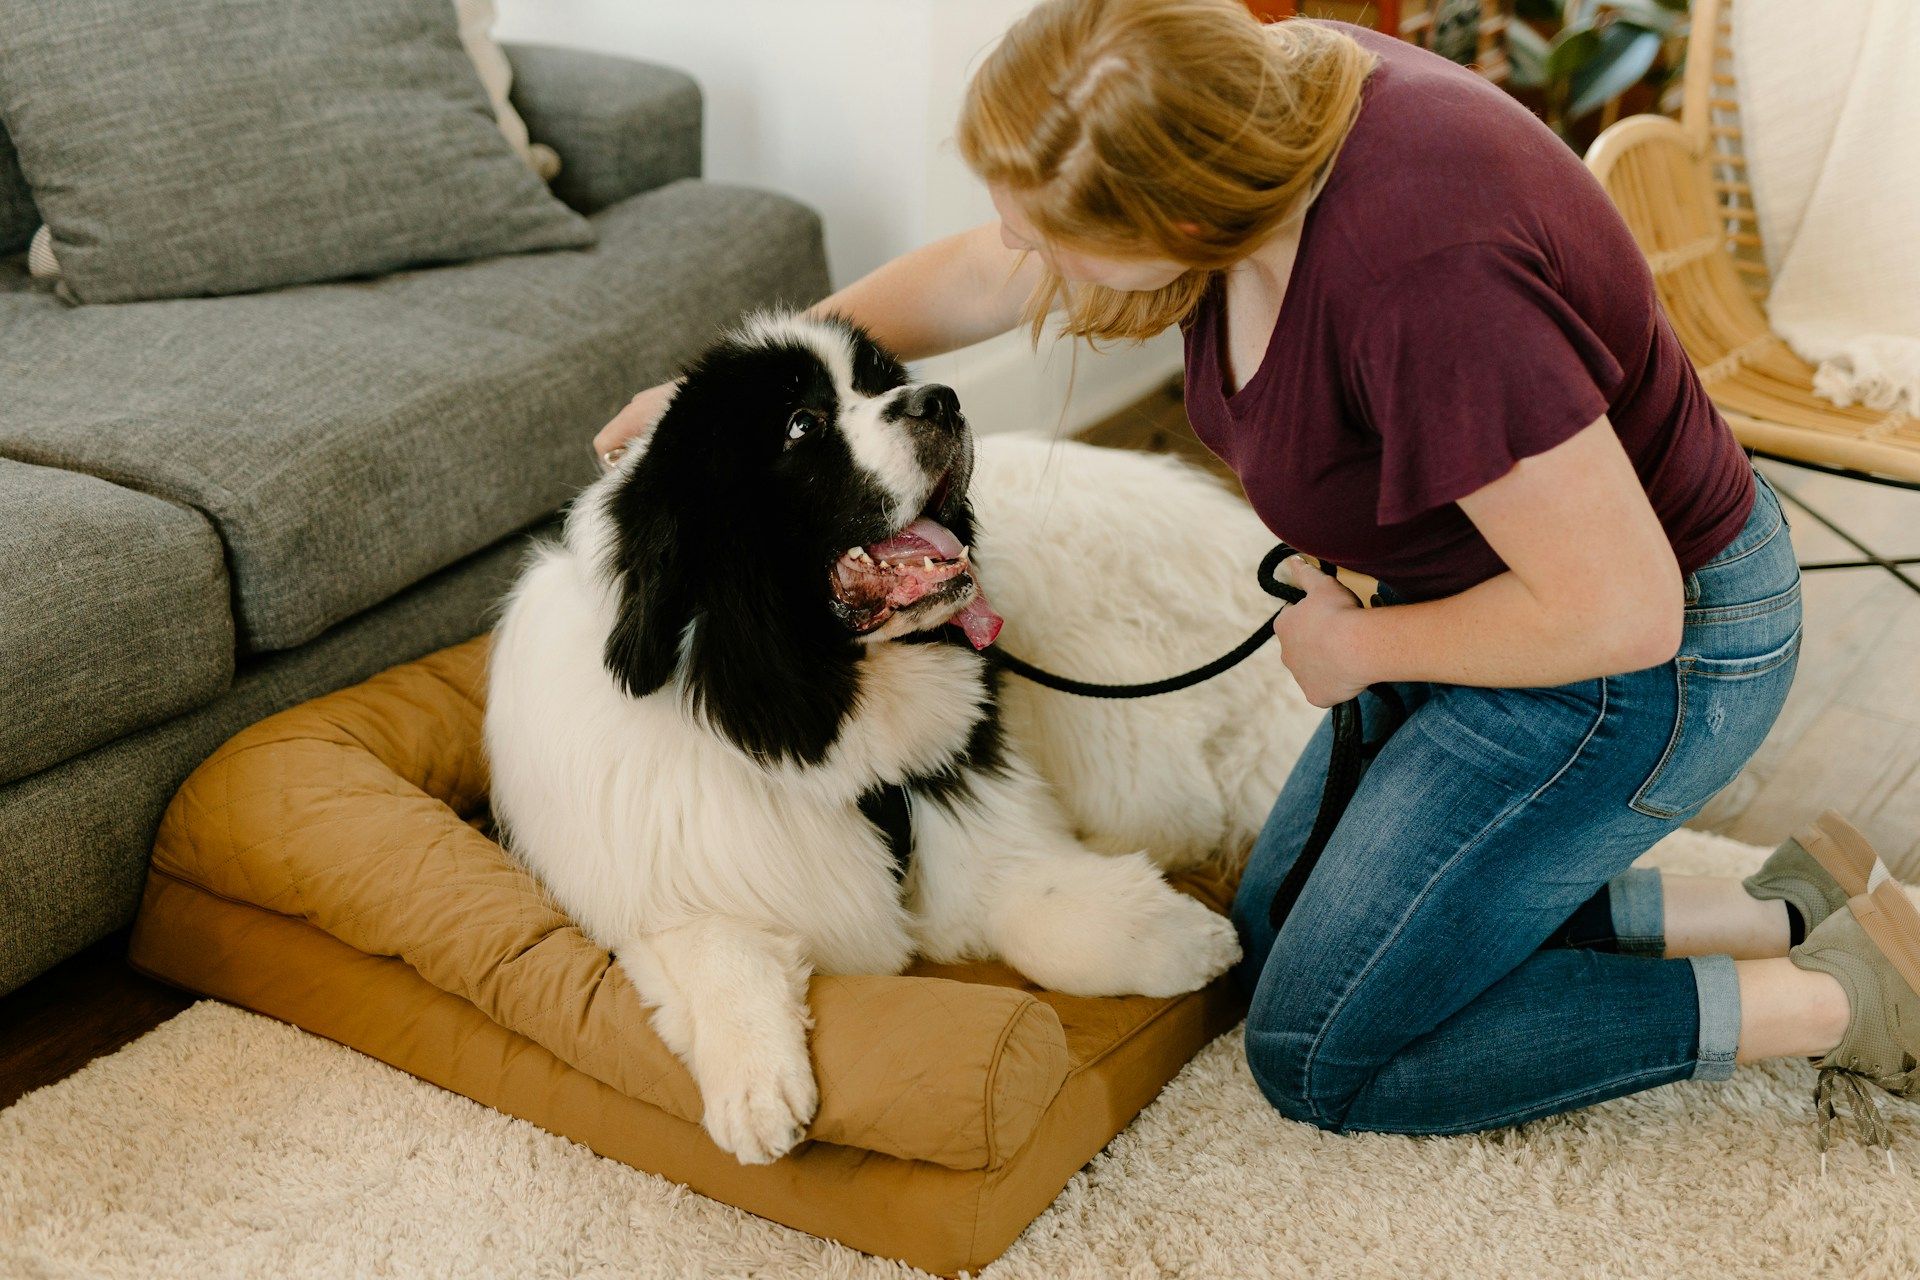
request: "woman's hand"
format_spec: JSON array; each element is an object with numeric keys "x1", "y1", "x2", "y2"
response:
[
  {"x1": 594, "y1": 380, "x2": 680, "y2": 469},
  {"x1": 1273, "y1": 556, "x2": 1371, "y2": 707},
  {"x1": 589, "y1": 221, "x2": 1041, "y2": 471}
]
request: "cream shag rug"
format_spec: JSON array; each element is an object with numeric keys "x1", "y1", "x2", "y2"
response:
[{"x1": 6, "y1": 829, "x2": 1920, "y2": 1279}]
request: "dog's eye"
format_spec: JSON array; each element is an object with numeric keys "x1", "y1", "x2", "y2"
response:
[{"x1": 786, "y1": 409, "x2": 821, "y2": 443}]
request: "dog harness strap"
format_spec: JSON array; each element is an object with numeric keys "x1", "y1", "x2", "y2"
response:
[{"x1": 858, "y1": 782, "x2": 915, "y2": 882}]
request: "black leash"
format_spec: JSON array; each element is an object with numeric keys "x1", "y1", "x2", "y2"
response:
[
  {"x1": 985, "y1": 543, "x2": 1303, "y2": 698},
  {"x1": 984, "y1": 542, "x2": 1407, "y2": 931}
]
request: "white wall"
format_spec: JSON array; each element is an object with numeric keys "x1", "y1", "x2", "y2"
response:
[{"x1": 495, "y1": 0, "x2": 1183, "y2": 434}]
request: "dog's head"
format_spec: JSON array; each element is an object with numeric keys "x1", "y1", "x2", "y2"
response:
[{"x1": 590, "y1": 312, "x2": 1003, "y2": 764}]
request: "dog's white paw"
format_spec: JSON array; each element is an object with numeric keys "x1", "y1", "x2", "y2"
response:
[
  {"x1": 993, "y1": 854, "x2": 1246, "y2": 999},
  {"x1": 698, "y1": 1046, "x2": 819, "y2": 1165},
  {"x1": 1119, "y1": 889, "x2": 1243, "y2": 997}
]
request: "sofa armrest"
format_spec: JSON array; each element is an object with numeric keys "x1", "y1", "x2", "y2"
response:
[{"x1": 503, "y1": 42, "x2": 703, "y2": 215}]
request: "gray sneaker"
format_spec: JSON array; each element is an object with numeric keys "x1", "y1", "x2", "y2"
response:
[
  {"x1": 1746, "y1": 811, "x2": 1898, "y2": 937},
  {"x1": 1789, "y1": 879, "x2": 1920, "y2": 1168}
]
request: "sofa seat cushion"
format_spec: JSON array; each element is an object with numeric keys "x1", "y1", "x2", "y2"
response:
[
  {"x1": 129, "y1": 635, "x2": 1245, "y2": 1276},
  {"x1": 0, "y1": 179, "x2": 828, "y2": 653},
  {"x1": 0, "y1": 460, "x2": 232, "y2": 786}
]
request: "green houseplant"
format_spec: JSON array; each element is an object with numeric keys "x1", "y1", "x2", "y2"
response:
[{"x1": 1508, "y1": 0, "x2": 1688, "y2": 139}]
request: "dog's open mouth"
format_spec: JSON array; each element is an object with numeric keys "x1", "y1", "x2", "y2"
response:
[{"x1": 829, "y1": 508, "x2": 1004, "y2": 649}]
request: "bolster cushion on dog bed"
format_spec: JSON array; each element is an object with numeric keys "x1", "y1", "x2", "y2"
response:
[{"x1": 128, "y1": 635, "x2": 1246, "y2": 1276}]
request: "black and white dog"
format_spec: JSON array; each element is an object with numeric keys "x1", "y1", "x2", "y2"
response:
[{"x1": 485, "y1": 313, "x2": 1314, "y2": 1164}]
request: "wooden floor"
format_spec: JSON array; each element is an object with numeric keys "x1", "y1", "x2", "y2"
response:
[
  {"x1": 1705, "y1": 461, "x2": 1920, "y2": 862},
  {"x1": 3, "y1": 379, "x2": 1915, "y2": 1111},
  {"x1": 0, "y1": 928, "x2": 191, "y2": 1110}
]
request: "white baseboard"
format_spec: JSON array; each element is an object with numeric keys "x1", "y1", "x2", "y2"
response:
[{"x1": 911, "y1": 328, "x2": 1183, "y2": 437}]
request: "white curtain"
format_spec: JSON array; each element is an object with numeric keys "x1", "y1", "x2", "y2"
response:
[{"x1": 1736, "y1": 0, "x2": 1920, "y2": 416}]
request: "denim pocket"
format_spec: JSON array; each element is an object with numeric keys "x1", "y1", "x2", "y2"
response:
[{"x1": 1628, "y1": 625, "x2": 1803, "y2": 820}]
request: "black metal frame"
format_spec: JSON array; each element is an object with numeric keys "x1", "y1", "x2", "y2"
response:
[{"x1": 1751, "y1": 449, "x2": 1920, "y2": 597}]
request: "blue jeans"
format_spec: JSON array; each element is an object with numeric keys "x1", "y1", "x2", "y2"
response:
[{"x1": 1232, "y1": 468, "x2": 1802, "y2": 1135}]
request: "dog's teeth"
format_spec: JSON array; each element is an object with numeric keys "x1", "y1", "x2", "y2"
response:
[
  {"x1": 958, "y1": 546, "x2": 969, "y2": 562},
  {"x1": 846, "y1": 547, "x2": 863, "y2": 560},
  {"x1": 922, "y1": 557, "x2": 934, "y2": 570}
]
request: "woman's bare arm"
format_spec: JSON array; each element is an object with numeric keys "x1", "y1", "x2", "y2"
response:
[
  {"x1": 1347, "y1": 416, "x2": 1686, "y2": 685},
  {"x1": 594, "y1": 222, "x2": 1042, "y2": 459},
  {"x1": 805, "y1": 220, "x2": 1045, "y2": 360}
]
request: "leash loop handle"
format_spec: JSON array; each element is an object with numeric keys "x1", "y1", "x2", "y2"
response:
[
  {"x1": 1262, "y1": 542, "x2": 1387, "y2": 611},
  {"x1": 1257, "y1": 542, "x2": 1308, "y2": 607}
]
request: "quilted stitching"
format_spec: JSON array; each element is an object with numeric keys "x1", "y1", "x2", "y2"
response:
[{"x1": 147, "y1": 636, "x2": 1095, "y2": 1171}]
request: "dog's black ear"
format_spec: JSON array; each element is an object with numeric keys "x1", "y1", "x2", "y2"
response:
[
  {"x1": 600, "y1": 463, "x2": 696, "y2": 699},
  {"x1": 686, "y1": 581, "x2": 861, "y2": 767}
]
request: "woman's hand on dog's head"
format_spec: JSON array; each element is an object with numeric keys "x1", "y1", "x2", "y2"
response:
[{"x1": 595, "y1": 380, "x2": 680, "y2": 470}]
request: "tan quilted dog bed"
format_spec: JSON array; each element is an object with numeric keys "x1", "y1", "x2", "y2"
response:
[{"x1": 128, "y1": 635, "x2": 1247, "y2": 1276}]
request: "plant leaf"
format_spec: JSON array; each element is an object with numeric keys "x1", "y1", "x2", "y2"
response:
[
  {"x1": 1568, "y1": 22, "x2": 1664, "y2": 119},
  {"x1": 1507, "y1": 21, "x2": 1553, "y2": 87},
  {"x1": 1599, "y1": 0, "x2": 1681, "y2": 33},
  {"x1": 1514, "y1": 0, "x2": 1562, "y2": 21},
  {"x1": 1545, "y1": 24, "x2": 1602, "y2": 84}
]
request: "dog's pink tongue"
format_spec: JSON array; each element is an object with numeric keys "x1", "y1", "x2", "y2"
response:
[
  {"x1": 866, "y1": 516, "x2": 964, "y2": 562},
  {"x1": 952, "y1": 591, "x2": 1003, "y2": 649}
]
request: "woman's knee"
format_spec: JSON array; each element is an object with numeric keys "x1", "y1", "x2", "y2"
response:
[{"x1": 1241, "y1": 983, "x2": 1370, "y2": 1133}]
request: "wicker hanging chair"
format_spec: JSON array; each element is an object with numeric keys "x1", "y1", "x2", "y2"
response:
[{"x1": 1585, "y1": 0, "x2": 1920, "y2": 591}]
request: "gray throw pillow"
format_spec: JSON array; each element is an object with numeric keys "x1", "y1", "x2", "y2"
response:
[{"x1": 0, "y1": 0, "x2": 595, "y2": 304}]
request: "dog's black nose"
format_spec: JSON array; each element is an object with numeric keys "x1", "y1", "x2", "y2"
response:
[{"x1": 902, "y1": 384, "x2": 961, "y2": 424}]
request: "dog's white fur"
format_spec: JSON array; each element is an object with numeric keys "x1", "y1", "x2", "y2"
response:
[
  {"x1": 487, "y1": 383, "x2": 1312, "y2": 1165},
  {"x1": 977, "y1": 436, "x2": 1321, "y2": 868}
]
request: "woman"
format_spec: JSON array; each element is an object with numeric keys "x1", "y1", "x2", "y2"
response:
[{"x1": 596, "y1": 0, "x2": 1920, "y2": 1146}]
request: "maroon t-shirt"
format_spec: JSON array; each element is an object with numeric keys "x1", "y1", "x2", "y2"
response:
[{"x1": 1182, "y1": 22, "x2": 1755, "y2": 602}]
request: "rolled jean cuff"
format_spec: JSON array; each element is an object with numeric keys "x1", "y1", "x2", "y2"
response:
[
  {"x1": 1688, "y1": 953, "x2": 1741, "y2": 1082},
  {"x1": 1609, "y1": 866, "x2": 1665, "y2": 957}
]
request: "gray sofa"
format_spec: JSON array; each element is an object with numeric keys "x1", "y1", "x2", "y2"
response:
[{"x1": 0, "y1": 44, "x2": 831, "y2": 996}]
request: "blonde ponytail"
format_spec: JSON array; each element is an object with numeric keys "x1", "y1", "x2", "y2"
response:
[{"x1": 956, "y1": 0, "x2": 1375, "y2": 343}]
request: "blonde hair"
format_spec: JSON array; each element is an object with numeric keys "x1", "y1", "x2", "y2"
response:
[{"x1": 956, "y1": 0, "x2": 1376, "y2": 344}]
